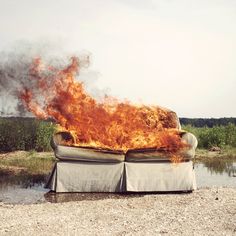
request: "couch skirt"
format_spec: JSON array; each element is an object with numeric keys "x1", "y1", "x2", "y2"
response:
[{"x1": 45, "y1": 161, "x2": 196, "y2": 192}]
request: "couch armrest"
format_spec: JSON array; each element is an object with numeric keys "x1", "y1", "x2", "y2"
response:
[{"x1": 181, "y1": 132, "x2": 198, "y2": 150}]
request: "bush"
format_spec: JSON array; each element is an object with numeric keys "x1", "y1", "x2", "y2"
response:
[
  {"x1": 0, "y1": 117, "x2": 56, "y2": 152},
  {"x1": 35, "y1": 121, "x2": 55, "y2": 151},
  {"x1": 182, "y1": 123, "x2": 236, "y2": 149}
]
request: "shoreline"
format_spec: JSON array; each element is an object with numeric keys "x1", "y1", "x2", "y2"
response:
[{"x1": 195, "y1": 148, "x2": 236, "y2": 161}]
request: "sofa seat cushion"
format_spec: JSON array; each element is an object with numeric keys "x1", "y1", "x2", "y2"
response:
[{"x1": 54, "y1": 145, "x2": 125, "y2": 162}]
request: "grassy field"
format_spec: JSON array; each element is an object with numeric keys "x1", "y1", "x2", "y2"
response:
[
  {"x1": 0, "y1": 151, "x2": 55, "y2": 177},
  {"x1": 195, "y1": 147, "x2": 236, "y2": 160}
]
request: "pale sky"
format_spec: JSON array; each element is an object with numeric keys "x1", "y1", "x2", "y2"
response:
[{"x1": 0, "y1": 0, "x2": 236, "y2": 118}]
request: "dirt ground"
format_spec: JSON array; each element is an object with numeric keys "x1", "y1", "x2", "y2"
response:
[{"x1": 0, "y1": 188, "x2": 236, "y2": 236}]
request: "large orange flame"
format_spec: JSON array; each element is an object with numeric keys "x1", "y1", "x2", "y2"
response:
[{"x1": 20, "y1": 57, "x2": 186, "y2": 153}]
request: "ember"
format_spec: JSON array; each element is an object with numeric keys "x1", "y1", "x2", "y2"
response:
[{"x1": 20, "y1": 56, "x2": 187, "y2": 154}]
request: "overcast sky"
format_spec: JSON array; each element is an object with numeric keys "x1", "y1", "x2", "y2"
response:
[{"x1": 0, "y1": 0, "x2": 236, "y2": 118}]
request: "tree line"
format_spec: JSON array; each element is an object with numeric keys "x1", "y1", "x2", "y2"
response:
[
  {"x1": 0, "y1": 117, "x2": 236, "y2": 152},
  {"x1": 180, "y1": 117, "x2": 236, "y2": 128}
]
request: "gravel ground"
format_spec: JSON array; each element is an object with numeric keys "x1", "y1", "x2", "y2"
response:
[{"x1": 0, "y1": 188, "x2": 236, "y2": 236}]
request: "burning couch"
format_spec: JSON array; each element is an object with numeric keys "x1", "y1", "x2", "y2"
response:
[
  {"x1": 46, "y1": 109, "x2": 197, "y2": 193},
  {"x1": 15, "y1": 56, "x2": 197, "y2": 192}
]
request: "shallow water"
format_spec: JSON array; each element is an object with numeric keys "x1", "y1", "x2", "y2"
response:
[
  {"x1": 195, "y1": 160, "x2": 236, "y2": 188},
  {"x1": 0, "y1": 173, "x2": 48, "y2": 204},
  {"x1": 0, "y1": 160, "x2": 235, "y2": 204}
]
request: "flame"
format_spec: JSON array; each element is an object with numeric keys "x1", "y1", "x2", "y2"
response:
[
  {"x1": 20, "y1": 57, "x2": 187, "y2": 154},
  {"x1": 170, "y1": 154, "x2": 184, "y2": 164}
]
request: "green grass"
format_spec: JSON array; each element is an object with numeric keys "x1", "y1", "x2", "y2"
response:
[
  {"x1": 0, "y1": 151, "x2": 55, "y2": 175},
  {"x1": 195, "y1": 147, "x2": 236, "y2": 161}
]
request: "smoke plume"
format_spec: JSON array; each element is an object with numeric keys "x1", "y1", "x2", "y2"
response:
[{"x1": 0, "y1": 43, "x2": 90, "y2": 116}]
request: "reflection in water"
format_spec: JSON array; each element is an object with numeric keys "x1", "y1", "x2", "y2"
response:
[
  {"x1": 44, "y1": 192, "x2": 144, "y2": 203},
  {"x1": 0, "y1": 171, "x2": 47, "y2": 189},
  {"x1": 194, "y1": 161, "x2": 236, "y2": 188},
  {"x1": 200, "y1": 159, "x2": 236, "y2": 177},
  {"x1": 0, "y1": 170, "x2": 49, "y2": 204},
  {"x1": 44, "y1": 190, "x2": 190, "y2": 203}
]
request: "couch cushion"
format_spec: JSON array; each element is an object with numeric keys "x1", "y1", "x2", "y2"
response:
[
  {"x1": 125, "y1": 132, "x2": 197, "y2": 162},
  {"x1": 54, "y1": 145, "x2": 125, "y2": 162},
  {"x1": 51, "y1": 131, "x2": 197, "y2": 163}
]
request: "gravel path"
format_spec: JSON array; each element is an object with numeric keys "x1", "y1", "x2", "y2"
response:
[{"x1": 0, "y1": 188, "x2": 236, "y2": 236}]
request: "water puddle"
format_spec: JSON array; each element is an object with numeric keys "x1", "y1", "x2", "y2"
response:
[
  {"x1": 195, "y1": 159, "x2": 236, "y2": 188},
  {"x1": 0, "y1": 159, "x2": 235, "y2": 204},
  {"x1": 0, "y1": 173, "x2": 48, "y2": 204}
]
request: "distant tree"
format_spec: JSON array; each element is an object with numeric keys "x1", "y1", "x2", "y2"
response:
[{"x1": 180, "y1": 118, "x2": 236, "y2": 127}]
